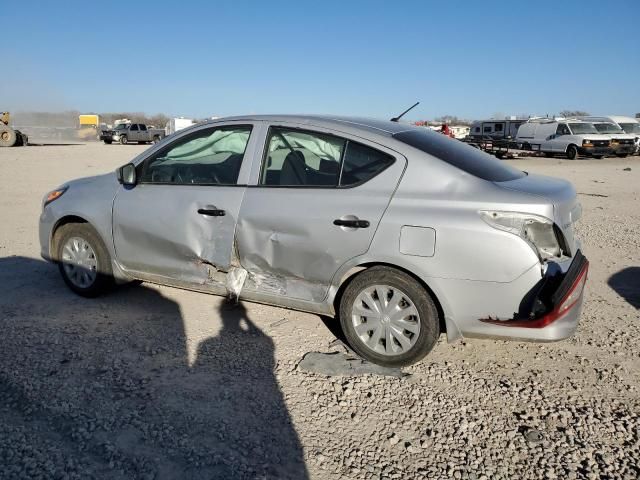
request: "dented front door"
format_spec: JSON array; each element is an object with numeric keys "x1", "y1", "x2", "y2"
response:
[{"x1": 112, "y1": 123, "x2": 258, "y2": 289}]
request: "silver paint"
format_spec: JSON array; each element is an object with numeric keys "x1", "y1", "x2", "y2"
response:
[{"x1": 39, "y1": 115, "x2": 586, "y2": 345}]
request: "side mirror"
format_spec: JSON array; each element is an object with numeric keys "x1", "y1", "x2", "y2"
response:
[{"x1": 117, "y1": 163, "x2": 137, "y2": 186}]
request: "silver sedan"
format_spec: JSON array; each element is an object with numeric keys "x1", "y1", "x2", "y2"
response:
[{"x1": 39, "y1": 115, "x2": 589, "y2": 366}]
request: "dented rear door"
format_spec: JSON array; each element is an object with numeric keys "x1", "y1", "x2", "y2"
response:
[
  {"x1": 112, "y1": 122, "x2": 261, "y2": 288},
  {"x1": 236, "y1": 124, "x2": 406, "y2": 303}
]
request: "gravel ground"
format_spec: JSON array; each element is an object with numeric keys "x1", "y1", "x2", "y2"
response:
[{"x1": 0, "y1": 142, "x2": 639, "y2": 479}]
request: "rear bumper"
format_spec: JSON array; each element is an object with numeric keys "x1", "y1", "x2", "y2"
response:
[{"x1": 479, "y1": 251, "x2": 589, "y2": 341}]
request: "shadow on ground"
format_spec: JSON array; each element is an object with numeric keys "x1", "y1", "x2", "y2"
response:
[
  {"x1": 0, "y1": 256, "x2": 308, "y2": 479},
  {"x1": 608, "y1": 267, "x2": 640, "y2": 309}
]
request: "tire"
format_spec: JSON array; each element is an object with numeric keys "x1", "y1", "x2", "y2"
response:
[
  {"x1": 0, "y1": 125, "x2": 17, "y2": 147},
  {"x1": 104, "y1": 140, "x2": 112, "y2": 145},
  {"x1": 55, "y1": 223, "x2": 113, "y2": 297},
  {"x1": 119, "y1": 135, "x2": 128, "y2": 145},
  {"x1": 566, "y1": 145, "x2": 578, "y2": 160},
  {"x1": 593, "y1": 155, "x2": 604, "y2": 159},
  {"x1": 339, "y1": 266, "x2": 440, "y2": 367},
  {"x1": 138, "y1": 141, "x2": 145, "y2": 145}
]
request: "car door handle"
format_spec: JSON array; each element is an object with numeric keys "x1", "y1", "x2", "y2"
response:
[
  {"x1": 198, "y1": 208, "x2": 226, "y2": 217},
  {"x1": 333, "y1": 218, "x2": 370, "y2": 228}
]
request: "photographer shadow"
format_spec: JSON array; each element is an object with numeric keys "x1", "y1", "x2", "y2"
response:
[{"x1": 0, "y1": 256, "x2": 308, "y2": 479}]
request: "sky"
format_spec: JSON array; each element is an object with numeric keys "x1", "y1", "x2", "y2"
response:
[{"x1": 3, "y1": 0, "x2": 639, "y2": 122}]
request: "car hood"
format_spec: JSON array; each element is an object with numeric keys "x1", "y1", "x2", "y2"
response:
[
  {"x1": 62, "y1": 172, "x2": 117, "y2": 190},
  {"x1": 496, "y1": 173, "x2": 581, "y2": 253}
]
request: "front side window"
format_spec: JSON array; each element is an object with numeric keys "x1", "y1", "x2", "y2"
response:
[
  {"x1": 556, "y1": 124, "x2": 570, "y2": 136},
  {"x1": 140, "y1": 126, "x2": 252, "y2": 185},
  {"x1": 130, "y1": 124, "x2": 139, "y2": 131},
  {"x1": 260, "y1": 127, "x2": 394, "y2": 187}
]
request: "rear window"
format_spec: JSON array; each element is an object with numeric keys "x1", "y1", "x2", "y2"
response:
[{"x1": 393, "y1": 129, "x2": 525, "y2": 182}]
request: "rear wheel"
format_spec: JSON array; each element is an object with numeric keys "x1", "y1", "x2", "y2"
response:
[
  {"x1": 0, "y1": 125, "x2": 17, "y2": 147},
  {"x1": 566, "y1": 145, "x2": 578, "y2": 160},
  {"x1": 119, "y1": 135, "x2": 128, "y2": 145},
  {"x1": 339, "y1": 266, "x2": 440, "y2": 367},
  {"x1": 55, "y1": 223, "x2": 113, "y2": 297}
]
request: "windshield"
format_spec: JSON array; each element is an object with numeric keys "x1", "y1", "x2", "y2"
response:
[
  {"x1": 114, "y1": 124, "x2": 128, "y2": 130},
  {"x1": 393, "y1": 129, "x2": 525, "y2": 182},
  {"x1": 619, "y1": 123, "x2": 640, "y2": 134},
  {"x1": 568, "y1": 123, "x2": 598, "y2": 135},
  {"x1": 593, "y1": 123, "x2": 623, "y2": 134}
]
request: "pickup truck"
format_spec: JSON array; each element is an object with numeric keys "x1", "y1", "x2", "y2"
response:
[{"x1": 100, "y1": 123, "x2": 165, "y2": 145}]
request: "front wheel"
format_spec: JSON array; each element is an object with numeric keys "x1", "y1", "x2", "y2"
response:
[
  {"x1": 55, "y1": 223, "x2": 113, "y2": 297},
  {"x1": 566, "y1": 145, "x2": 578, "y2": 160},
  {"x1": 119, "y1": 135, "x2": 128, "y2": 145},
  {"x1": 339, "y1": 266, "x2": 440, "y2": 367}
]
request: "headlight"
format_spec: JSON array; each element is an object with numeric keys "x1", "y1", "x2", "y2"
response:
[
  {"x1": 44, "y1": 186, "x2": 68, "y2": 207},
  {"x1": 582, "y1": 140, "x2": 593, "y2": 146},
  {"x1": 479, "y1": 210, "x2": 561, "y2": 261}
]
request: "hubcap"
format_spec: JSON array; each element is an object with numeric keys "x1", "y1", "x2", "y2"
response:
[
  {"x1": 61, "y1": 237, "x2": 98, "y2": 288},
  {"x1": 351, "y1": 285, "x2": 421, "y2": 356}
]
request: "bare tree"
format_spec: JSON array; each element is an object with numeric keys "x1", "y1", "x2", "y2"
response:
[{"x1": 560, "y1": 110, "x2": 590, "y2": 118}]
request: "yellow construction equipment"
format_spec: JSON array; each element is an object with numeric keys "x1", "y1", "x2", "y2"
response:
[
  {"x1": 0, "y1": 112, "x2": 28, "y2": 147},
  {"x1": 77, "y1": 114, "x2": 100, "y2": 141}
]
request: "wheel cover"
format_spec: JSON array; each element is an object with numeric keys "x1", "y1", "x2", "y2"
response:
[
  {"x1": 351, "y1": 285, "x2": 421, "y2": 356},
  {"x1": 61, "y1": 237, "x2": 98, "y2": 288}
]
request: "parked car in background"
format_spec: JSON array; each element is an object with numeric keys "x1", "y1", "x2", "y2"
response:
[
  {"x1": 516, "y1": 118, "x2": 611, "y2": 159},
  {"x1": 100, "y1": 123, "x2": 165, "y2": 145},
  {"x1": 579, "y1": 116, "x2": 640, "y2": 155},
  {"x1": 575, "y1": 117, "x2": 635, "y2": 157},
  {"x1": 39, "y1": 115, "x2": 589, "y2": 367}
]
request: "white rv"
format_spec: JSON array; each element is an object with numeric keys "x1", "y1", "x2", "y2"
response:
[
  {"x1": 165, "y1": 117, "x2": 195, "y2": 136},
  {"x1": 579, "y1": 116, "x2": 639, "y2": 155},
  {"x1": 469, "y1": 117, "x2": 528, "y2": 140},
  {"x1": 516, "y1": 118, "x2": 611, "y2": 159}
]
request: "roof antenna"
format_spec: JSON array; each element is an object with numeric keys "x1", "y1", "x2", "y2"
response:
[{"x1": 391, "y1": 101, "x2": 420, "y2": 122}]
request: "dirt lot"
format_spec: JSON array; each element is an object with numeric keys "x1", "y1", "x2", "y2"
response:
[{"x1": 1, "y1": 143, "x2": 639, "y2": 480}]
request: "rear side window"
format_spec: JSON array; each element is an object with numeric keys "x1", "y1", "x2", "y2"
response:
[
  {"x1": 260, "y1": 127, "x2": 394, "y2": 187},
  {"x1": 340, "y1": 141, "x2": 394, "y2": 186},
  {"x1": 393, "y1": 129, "x2": 525, "y2": 182}
]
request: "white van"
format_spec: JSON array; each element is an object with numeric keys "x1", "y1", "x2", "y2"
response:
[
  {"x1": 516, "y1": 118, "x2": 611, "y2": 159},
  {"x1": 579, "y1": 116, "x2": 640, "y2": 155},
  {"x1": 577, "y1": 116, "x2": 636, "y2": 157}
]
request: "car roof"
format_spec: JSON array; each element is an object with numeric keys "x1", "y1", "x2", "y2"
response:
[{"x1": 205, "y1": 114, "x2": 419, "y2": 137}]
